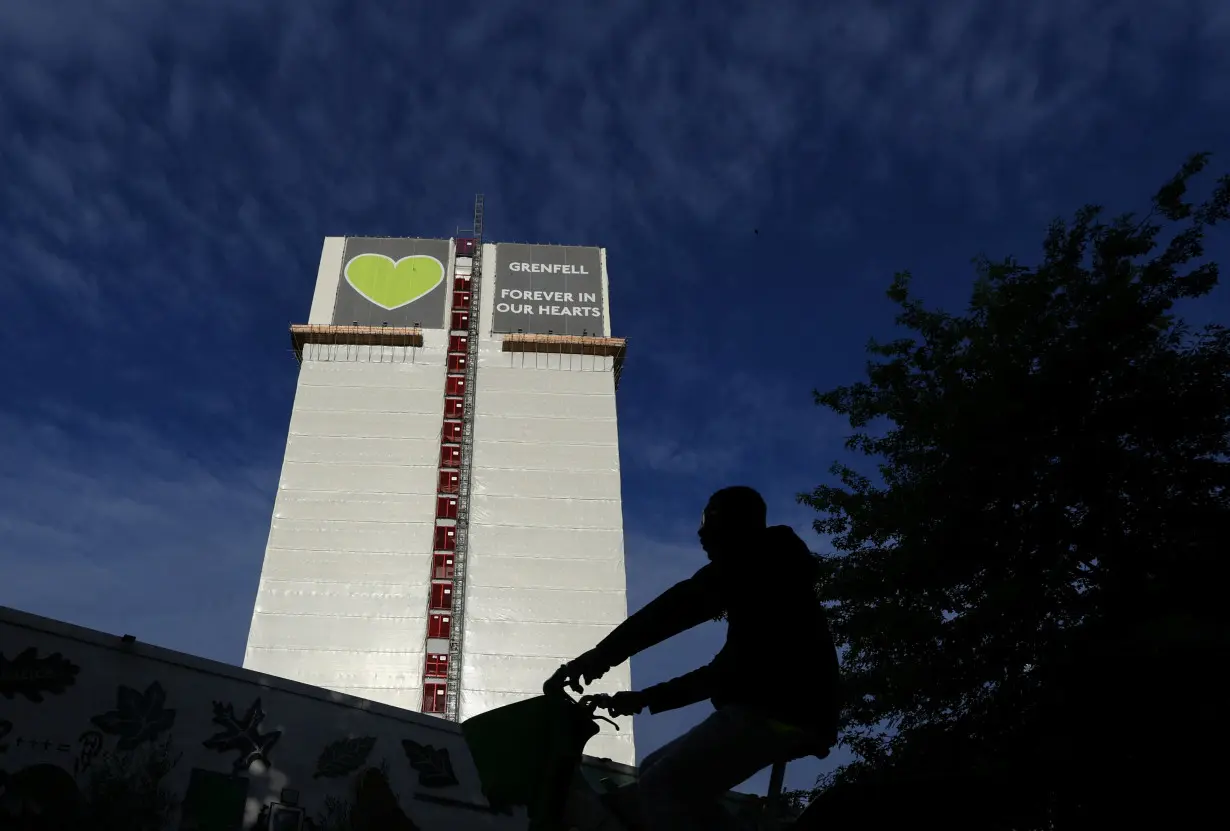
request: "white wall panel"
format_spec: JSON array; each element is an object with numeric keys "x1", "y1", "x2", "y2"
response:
[
  {"x1": 266, "y1": 519, "x2": 435, "y2": 554},
  {"x1": 253, "y1": 580, "x2": 427, "y2": 618},
  {"x1": 465, "y1": 586, "x2": 627, "y2": 626},
  {"x1": 475, "y1": 414, "x2": 617, "y2": 445},
  {"x1": 332, "y1": 687, "x2": 425, "y2": 711},
  {"x1": 274, "y1": 491, "x2": 435, "y2": 523},
  {"x1": 284, "y1": 435, "x2": 440, "y2": 465},
  {"x1": 292, "y1": 384, "x2": 446, "y2": 415},
  {"x1": 307, "y1": 236, "x2": 346, "y2": 323},
  {"x1": 461, "y1": 619, "x2": 619, "y2": 659},
  {"x1": 467, "y1": 554, "x2": 626, "y2": 592},
  {"x1": 300, "y1": 359, "x2": 447, "y2": 387},
  {"x1": 477, "y1": 364, "x2": 616, "y2": 396},
  {"x1": 298, "y1": 345, "x2": 427, "y2": 364},
  {"x1": 483, "y1": 352, "x2": 618, "y2": 373},
  {"x1": 471, "y1": 439, "x2": 619, "y2": 472},
  {"x1": 469, "y1": 495, "x2": 623, "y2": 530},
  {"x1": 244, "y1": 647, "x2": 424, "y2": 690},
  {"x1": 473, "y1": 390, "x2": 615, "y2": 421},
  {"x1": 472, "y1": 468, "x2": 622, "y2": 500},
  {"x1": 248, "y1": 612, "x2": 427, "y2": 652},
  {"x1": 278, "y1": 462, "x2": 437, "y2": 494},
  {"x1": 257, "y1": 551, "x2": 431, "y2": 584},
  {"x1": 467, "y1": 525, "x2": 626, "y2": 560},
  {"x1": 459, "y1": 653, "x2": 629, "y2": 696},
  {"x1": 289, "y1": 410, "x2": 443, "y2": 440}
]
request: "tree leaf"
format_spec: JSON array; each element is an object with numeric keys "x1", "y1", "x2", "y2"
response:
[{"x1": 799, "y1": 154, "x2": 1230, "y2": 827}]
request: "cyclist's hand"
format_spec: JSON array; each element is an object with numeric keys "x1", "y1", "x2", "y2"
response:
[
  {"x1": 604, "y1": 690, "x2": 648, "y2": 717},
  {"x1": 551, "y1": 648, "x2": 612, "y2": 694}
]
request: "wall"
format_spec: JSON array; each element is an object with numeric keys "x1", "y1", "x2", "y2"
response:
[
  {"x1": 462, "y1": 244, "x2": 635, "y2": 766},
  {"x1": 0, "y1": 606, "x2": 525, "y2": 830},
  {"x1": 243, "y1": 238, "x2": 454, "y2": 714}
]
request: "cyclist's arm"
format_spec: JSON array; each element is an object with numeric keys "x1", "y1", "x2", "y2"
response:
[
  {"x1": 641, "y1": 664, "x2": 715, "y2": 714},
  {"x1": 593, "y1": 564, "x2": 724, "y2": 667}
]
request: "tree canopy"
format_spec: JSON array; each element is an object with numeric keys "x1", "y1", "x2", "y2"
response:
[{"x1": 800, "y1": 154, "x2": 1230, "y2": 829}]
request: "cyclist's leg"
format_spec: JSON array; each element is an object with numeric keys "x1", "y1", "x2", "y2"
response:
[{"x1": 635, "y1": 706, "x2": 812, "y2": 831}]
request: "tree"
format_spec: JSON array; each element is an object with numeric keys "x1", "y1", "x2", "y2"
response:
[{"x1": 799, "y1": 154, "x2": 1230, "y2": 829}]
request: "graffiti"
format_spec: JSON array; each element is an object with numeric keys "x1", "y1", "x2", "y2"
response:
[
  {"x1": 203, "y1": 697, "x2": 282, "y2": 772},
  {"x1": 0, "y1": 648, "x2": 80, "y2": 702},
  {"x1": 90, "y1": 681, "x2": 177, "y2": 750},
  {"x1": 314, "y1": 736, "x2": 377, "y2": 779},
  {"x1": 0, "y1": 724, "x2": 79, "y2": 758},
  {"x1": 401, "y1": 739, "x2": 458, "y2": 788},
  {"x1": 74, "y1": 730, "x2": 104, "y2": 776}
]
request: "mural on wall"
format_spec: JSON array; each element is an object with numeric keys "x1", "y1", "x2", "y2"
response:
[
  {"x1": 283, "y1": 763, "x2": 423, "y2": 831},
  {"x1": 1, "y1": 662, "x2": 186, "y2": 829},
  {"x1": 74, "y1": 730, "x2": 104, "y2": 776},
  {"x1": 91, "y1": 681, "x2": 178, "y2": 750},
  {"x1": 203, "y1": 697, "x2": 282, "y2": 773},
  {"x1": 400, "y1": 739, "x2": 458, "y2": 789},
  {"x1": 0, "y1": 736, "x2": 183, "y2": 828},
  {"x1": 313, "y1": 736, "x2": 377, "y2": 779},
  {"x1": 0, "y1": 638, "x2": 493, "y2": 831},
  {"x1": 85, "y1": 734, "x2": 183, "y2": 829},
  {"x1": 0, "y1": 647, "x2": 80, "y2": 701}
]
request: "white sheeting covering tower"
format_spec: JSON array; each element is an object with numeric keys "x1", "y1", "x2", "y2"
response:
[
  {"x1": 243, "y1": 230, "x2": 636, "y2": 767},
  {"x1": 461, "y1": 243, "x2": 634, "y2": 764}
]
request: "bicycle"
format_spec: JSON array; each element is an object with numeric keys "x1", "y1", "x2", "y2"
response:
[
  {"x1": 462, "y1": 670, "x2": 800, "y2": 831},
  {"x1": 459, "y1": 675, "x2": 636, "y2": 831}
]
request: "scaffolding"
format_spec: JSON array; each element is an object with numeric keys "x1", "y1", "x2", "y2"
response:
[
  {"x1": 290, "y1": 323, "x2": 425, "y2": 364},
  {"x1": 445, "y1": 194, "x2": 484, "y2": 722},
  {"x1": 500, "y1": 332, "x2": 628, "y2": 388}
]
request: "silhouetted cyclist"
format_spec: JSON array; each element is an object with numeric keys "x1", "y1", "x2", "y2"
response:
[{"x1": 547, "y1": 486, "x2": 841, "y2": 831}]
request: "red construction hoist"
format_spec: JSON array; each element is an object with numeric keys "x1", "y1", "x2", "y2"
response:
[{"x1": 421, "y1": 195, "x2": 483, "y2": 720}]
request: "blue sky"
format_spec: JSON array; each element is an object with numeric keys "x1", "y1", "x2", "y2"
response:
[{"x1": 2, "y1": 0, "x2": 1229, "y2": 797}]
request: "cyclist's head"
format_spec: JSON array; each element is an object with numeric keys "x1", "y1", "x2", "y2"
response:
[{"x1": 698, "y1": 486, "x2": 767, "y2": 560}]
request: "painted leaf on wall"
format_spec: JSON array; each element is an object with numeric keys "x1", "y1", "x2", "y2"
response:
[
  {"x1": 202, "y1": 698, "x2": 281, "y2": 772},
  {"x1": 0, "y1": 648, "x2": 80, "y2": 702},
  {"x1": 89, "y1": 682, "x2": 177, "y2": 751},
  {"x1": 313, "y1": 735, "x2": 377, "y2": 779},
  {"x1": 400, "y1": 739, "x2": 459, "y2": 788}
]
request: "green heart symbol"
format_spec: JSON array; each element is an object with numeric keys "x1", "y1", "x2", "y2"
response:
[{"x1": 344, "y1": 254, "x2": 444, "y2": 310}]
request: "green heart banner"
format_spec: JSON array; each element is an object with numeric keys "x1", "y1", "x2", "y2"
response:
[{"x1": 344, "y1": 254, "x2": 445, "y2": 310}]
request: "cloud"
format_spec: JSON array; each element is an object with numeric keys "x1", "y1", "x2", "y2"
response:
[
  {"x1": 0, "y1": 406, "x2": 277, "y2": 663},
  {"x1": 4, "y1": 0, "x2": 1226, "y2": 323},
  {"x1": 618, "y1": 345, "x2": 844, "y2": 482}
]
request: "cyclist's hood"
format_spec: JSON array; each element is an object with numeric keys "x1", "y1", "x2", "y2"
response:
[
  {"x1": 708, "y1": 524, "x2": 820, "y2": 576},
  {"x1": 762, "y1": 524, "x2": 822, "y2": 577}
]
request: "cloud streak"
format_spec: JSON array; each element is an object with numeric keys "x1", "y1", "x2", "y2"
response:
[
  {"x1": 4, "y1": 1, "x2": 1226, "y2": 321},
  {"x1": 0, "y1": 406, "x2": 277, "y2": 663}
]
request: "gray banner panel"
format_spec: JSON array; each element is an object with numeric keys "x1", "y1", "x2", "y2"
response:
[
  {"x1": 492, "y1": 244, "x2": 604, "y2": 336},
  {"x1": 333, "y1": 237, "x2": 450, "y2": 329}
]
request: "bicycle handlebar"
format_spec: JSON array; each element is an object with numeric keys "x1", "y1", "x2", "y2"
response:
[{"x1": 544, "y1": 667, "x2": 619, "y2": 721}]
